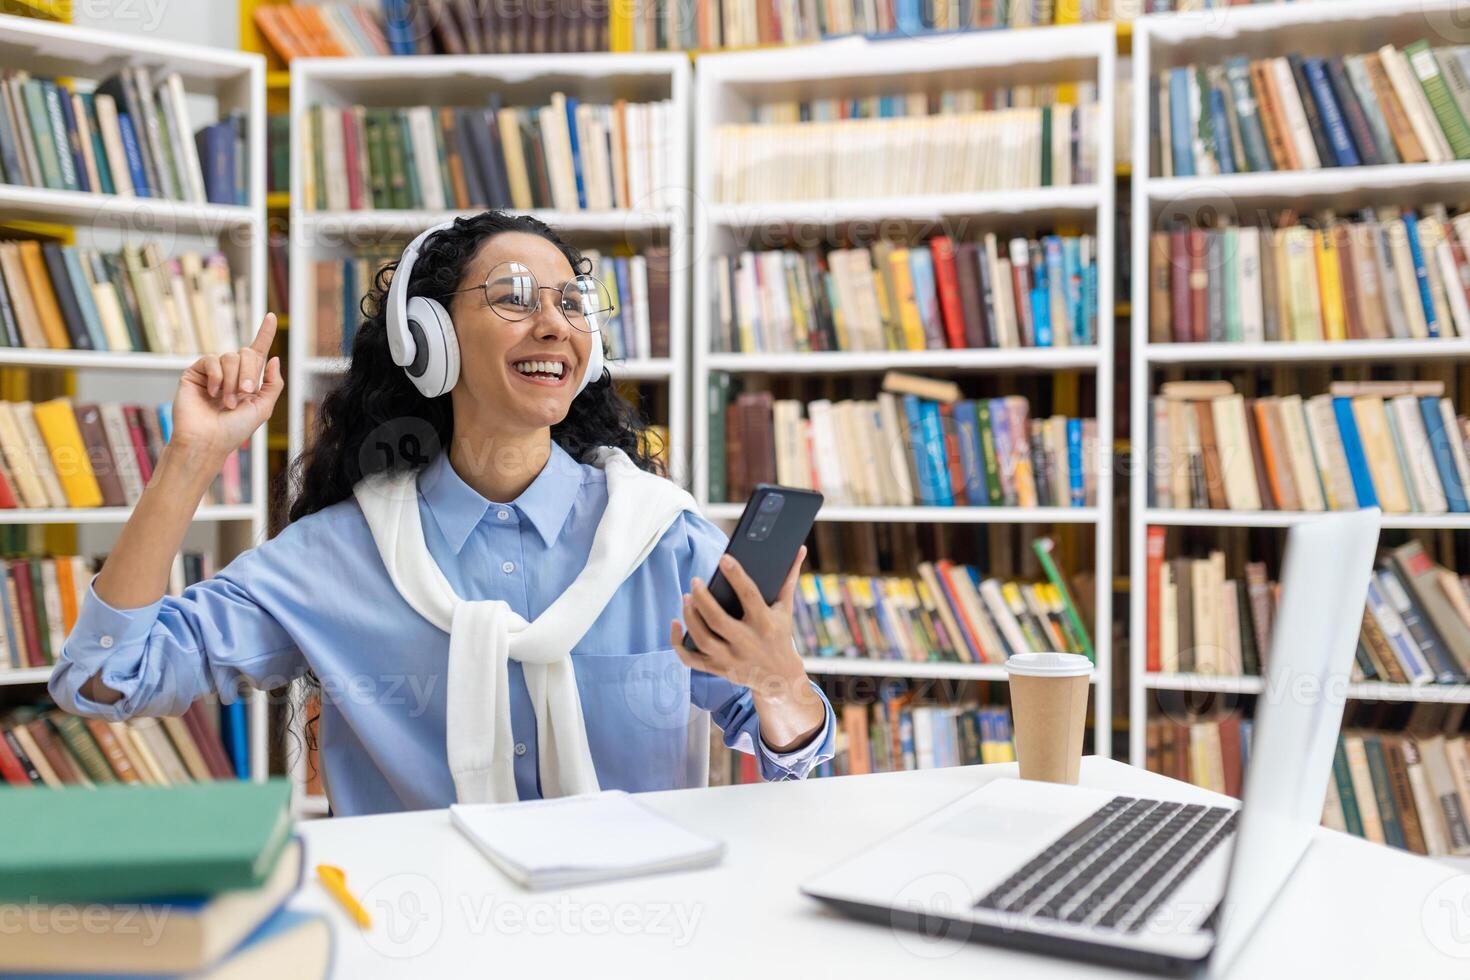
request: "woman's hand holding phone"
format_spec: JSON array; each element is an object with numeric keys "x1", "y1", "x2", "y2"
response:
[{"x1": 671, "y1": 545, "x2": 827, "y2": 751}]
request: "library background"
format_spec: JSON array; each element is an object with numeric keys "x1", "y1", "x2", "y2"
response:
[{"x1": 1, "y1": 0, "x2": 1470, "y2": 866}]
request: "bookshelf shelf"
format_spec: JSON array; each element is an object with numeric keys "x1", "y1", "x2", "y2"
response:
[
  {"x1": 705, "y1": 187, "x2": 1101, "y2": 227},
  {"x1": 705, "y1": 348, "x2": 1102, "y2": 374},
  {"x1": 1127, "y1": 0, "x2": 1470, "y2": 769},
  {"x1": 704, "y1": 503, "x2": 1100, "y2": 524},
  {"x1": 1143, "y1": 509, "x2": 1470, "y2": 531},
  {"x1": 694, "y1": 27, "x2": 1117, "y2": 757},
  {"x1": 1144, "y1": 340, "x2": 1470, "y2": 366},
  {"x1": 0, "y1": 185, "x2": 258, "y2": 234},
  {"x1": 0, "y1": 667, "x2": 54, "y2": 687},
  {"x1": 297, "y1": 207, "x2": 679, "y2": 237},
  {"x1": 0, "y1": 13, "x2": 271, "y2": 785},
  {"x1": 1144, "y1": 673, "x2": 1470, "y2": 705}
]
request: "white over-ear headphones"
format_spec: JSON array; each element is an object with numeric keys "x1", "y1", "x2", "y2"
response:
[{"x1": 384, "y1": 219, "x2": 604, "y2": 399}]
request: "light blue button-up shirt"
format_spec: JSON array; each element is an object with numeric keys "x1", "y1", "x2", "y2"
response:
[{"x1": 49, "y1": 443, "x2": 834, "y2": 815}]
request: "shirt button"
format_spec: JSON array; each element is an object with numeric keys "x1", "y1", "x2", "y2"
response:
[
  {"x1": 497, "y1": 510, "x2": 510, "y2": 521},
  {"x1": 502, "y1": 561, "x2": 515, "y2": 574},
  {"x1": 99, "y1": 635, "x2": 114, "y2": 649},
  {"x1": 514, "y1": 743, "x2": 527, "y2": 757}
]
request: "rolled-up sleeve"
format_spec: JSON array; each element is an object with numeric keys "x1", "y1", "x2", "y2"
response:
[
  {"x1": 48, "y1": 541, "x2": 305, "y2": 722},
  {"x1": 678, "y1": 510, "x2": 835, "y2": 780}
]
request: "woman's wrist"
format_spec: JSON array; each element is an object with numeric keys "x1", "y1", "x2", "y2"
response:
[{"x1": 154, "y1": 439, "x2": 229, "y2": 493}]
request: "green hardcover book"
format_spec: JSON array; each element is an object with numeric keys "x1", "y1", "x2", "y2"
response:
[
  {"x1": 397, "y1": 111, "x2": 422, "y2": 209},
  {"x1": 707, "y1": 371, "x2": 730, "y2": 504},
  {"x1": 975, "y1": 400, "x2": 1003, "y2": 506},
  {"x1": 1362, "y1": 735, "x2": 1407, "y2": 849},
  {"x1": 26, "y1": 559, "x2": 50, "y2": 664},
  {"x1": 0, "y1": 778, "x2": 293, "y2": 902},
  {"x1": 1332, "y1": 737, "x2": 1365, "y2": 837},
  {"x1": 382, "y1": 109, "x2": 410, "y2": 210},
  {"x1": 1039, "y1": 105, "x2": 1051, "y2": 187},
  {"x1": 20, "y1": 80, "x2": 62, "y2": 190},
  {"x1": 1405, "y1": 41, "x2": 1470, "y2": 160},
  {"x1": 48, "y1": 711, "x2": 115, "y2": 784},
  {"x1": 308, "y1": 106, "x2": 325, "y2": 210},
  {"x1": 365, "y1": 110, "x2": 390, "y2": 208},
  {"x1": 1223, "y1": 57, "x2": 1271, "y2": 172},
  {"x1": 1032, "y1": 536, "x2": 1095, "y2": 662}
]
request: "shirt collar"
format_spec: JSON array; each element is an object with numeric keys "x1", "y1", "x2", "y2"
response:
[{"x1": 418, "y1": 442, "x2": 586, "y2": 554}]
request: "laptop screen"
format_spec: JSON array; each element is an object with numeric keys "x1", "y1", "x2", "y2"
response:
[{"x1": 1209, "y1": 508, "x2": 1381, "y2": 973}]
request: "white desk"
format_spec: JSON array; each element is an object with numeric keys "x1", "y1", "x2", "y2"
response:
[{"x1": 290, "y1": 758, "x2": 1466, "y2": 978}]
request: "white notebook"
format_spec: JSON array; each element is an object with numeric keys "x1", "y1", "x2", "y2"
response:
[{"x1": 449, "y1": 791, "x2": 725, "y2": 890}]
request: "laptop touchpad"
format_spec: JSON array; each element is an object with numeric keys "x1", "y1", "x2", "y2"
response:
[{"x1": 936, "y1": 801, "x2": 1067, "y2": 840}]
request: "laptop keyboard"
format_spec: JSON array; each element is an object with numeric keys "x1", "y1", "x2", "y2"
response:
[{"x1": 973, "y1": 796, "x2": 1239, "y2": 933}]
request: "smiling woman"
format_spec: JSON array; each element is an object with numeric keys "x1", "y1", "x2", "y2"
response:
[{"x1": 47, "y1": 210, "x2": 834, "y2": 816}]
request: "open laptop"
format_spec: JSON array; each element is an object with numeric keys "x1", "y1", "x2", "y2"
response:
[{"x1": 802, "y1": 508, "x2": 1381, "y2": 976}]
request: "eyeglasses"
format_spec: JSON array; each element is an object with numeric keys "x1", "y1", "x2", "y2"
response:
[{"x1": 445, "y1": 261, "x2": 614, "y2": 334}]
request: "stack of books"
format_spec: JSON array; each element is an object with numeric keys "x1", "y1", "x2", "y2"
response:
[
  {"x1": 711, "y1": 231, "x2": 1098, "y2": 354},
  {"x1": 1146, "y1": 205, "x2": 1470, "y2": 344},
  {"x1": 0, "y1": 701, "x2": 240, "y2": 786},
  {"x1": 0, "y1": 398, "x2": 250, "y2": 511},
  {"x1": 300, "y1": 95, "x2": 676, "y2": 212},
  {"x1": 714, "y1": 89, "x2": 1101, "y2": 201},
  {"x1": 1146, "y1": 533, "x2": 1470, "y2": 687},
  {"x1": 0, "y1": 780, "x2": 329, "y2": 977},
  {"x1": 1152, "y1": 41, "x2": 1470, "y2": 176},
  {"x1": 0, "y1": 240, "x2": 246, "y2": 355},
  {"x1": 796, "y1": 539, "x2": 1093, "y2": 666},
  {"x1": 310, "y1": 245, "x2": 671, "y2": 362},
  {"x1": 0, "y1": 68, "x2": 246, "y2": 204},
  {"x1": 1149, "y1": 379, "x2": 1470, "y2": 514},
  {"x1": 711, "y1": 376, "x2": 1098, "y2": 510}
]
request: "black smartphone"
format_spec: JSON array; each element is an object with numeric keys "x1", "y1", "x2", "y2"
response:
[{"x1": 682, "y1": 484, "x2": 824, "y2": 653}]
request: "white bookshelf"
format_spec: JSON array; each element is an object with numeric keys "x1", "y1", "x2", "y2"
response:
[
  {"x1": 0, "y1": 15, "x2": 270, "y2": 780},
  {"x1": 1127, "y1": 0, "x2": 1470, "y2": 767},
  {"x1": 693, "y1": 26, "x2": 1118, "y2": 756},
  {"x1": 285, "y1": 52, "x2": 692, "y2": 815}
]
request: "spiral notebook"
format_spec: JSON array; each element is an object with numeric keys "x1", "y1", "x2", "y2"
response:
[{"x1": 449, "y1": 790, "x2": 725, "y2": 890}]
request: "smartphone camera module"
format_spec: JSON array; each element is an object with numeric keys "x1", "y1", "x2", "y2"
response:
[{"x1": 747, "y1": 492, "x2": 784, "y2": 540}]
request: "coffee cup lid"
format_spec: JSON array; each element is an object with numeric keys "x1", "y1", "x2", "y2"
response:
[{"x1": 1004, "y1": 652, "x2": 1093, "y2": 678}]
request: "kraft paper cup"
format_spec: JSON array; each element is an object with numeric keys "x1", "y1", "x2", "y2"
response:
[{"x1": 1005, "y1": 652, "x2": 1093, "y2": 785}]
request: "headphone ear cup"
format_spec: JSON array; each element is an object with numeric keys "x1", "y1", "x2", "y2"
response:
[
  {"x1": 576, "y1": 327, "x2": 604, "y2": 397},
  {"x1": 403, "y1": 296, "x2": 459, "y2": 398}
]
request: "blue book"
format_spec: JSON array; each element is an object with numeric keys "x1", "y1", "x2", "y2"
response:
[
  {"x1": 563, "y1": 95, "x2": 586, "y2": 210},
  {"x1": 919, "y1": 398, "x2": 954, "y2": 505},
  {"x1": 1168, "y1": 68, "x2": 1196, "y2": 177},
  {"x1": 952, "y1": 400, "x2": 989, "y2": 506},
  {"x1": 159, "y1": 401, "x2": 173, "y2": 442},
  {"x1": 1066, "y1": 418, "x2": 1085, "y2": 507},
  {"x1": 382, "y1": 0, "x2": 414, "y2": 54},
  {"x1": 1081, "y1": 244, "x2": 1097, "y2": 346},
  {"x1": 865, "y1": 576, "x2": 899, "y2": 658},
  {"x1": 195, "y1": 122, "x2": 233, "y2": 205},
  {"x1": 221, "y1": 700, "x2": 249, "y2": 780},
  {"x1": 902, "y1": 395, "x2": 933, "y2": 505},
  {"x1": 1420, "y1": 397, "x2": 1469, "y2": 512},
  {"x1": 52, "y1": 82, "x2": 88, "y2": 192},
  {"x1": 60, "y1": 246, "x2": 108, "y2": 350},
  {"x1": 898, "y1": 705, "x2": 916, "y2": 770},
  {"x1": 1332, "y1": 396, "x2": 1378, "y2": 507},
  {"x1": 116, "y1": 111, "x2": 150, "y2": 197},
  {"x1": 1304, "y1": 58, "x2": 1360, "y2": 167},
  {"x1": 987, "y1": 397, "x2": 1014, "y2": 505},
  {"x1": 930, "y1": 566, "x2": 982, "y2": 663},
  {"x1": 1207, "y1": 86, "x2": 1237, "y2": 174},
  {"x1": 1402, "y1": 212, "x2": 1440, "y2": 338},
  {"x1": 612, "y1": 256, "x2": 632, "y2": 358},
  {"x1": 1061, "y1": 236, "x2": 1083, "y2": 345},
  {"x1": 907, "y1": 247, "x2": 940, "y2": 348}
]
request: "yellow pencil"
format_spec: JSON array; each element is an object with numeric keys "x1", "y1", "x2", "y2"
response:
[{"x1": 316, "y1": 864, "x2": 372, "y2": 929}]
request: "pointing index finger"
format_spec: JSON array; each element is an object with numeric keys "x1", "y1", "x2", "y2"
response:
[{"x1": 248, "y1": 313, "x2": 278, "y2": 356}]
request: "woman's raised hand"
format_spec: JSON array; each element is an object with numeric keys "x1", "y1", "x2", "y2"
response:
[{"x1": 172, "y1": 313, "x2": 284, "y2": 463}]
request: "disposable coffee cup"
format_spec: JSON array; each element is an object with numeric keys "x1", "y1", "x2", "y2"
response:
[{"x1": 1005, "y1": 652, "x2": 1093, "y2": 785}]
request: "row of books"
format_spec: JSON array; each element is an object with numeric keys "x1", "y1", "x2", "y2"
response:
[
  {"x1": 0, "y1": 240, "x2": 246, "y2": 355},
  {"x1": 1145, "y1": 714, "x2": 1254, "y2": 799},
  {"x1": 309, "y1": 246, "x2": 673, "y2": 362},
  {"x1": 300, "y1": 97, "x2": 676, "y2": 212},
  {"x1": 255, "y1": 0, "x2": 1192, "y2": 59},
  {"x1": 0, "y1": 69, "x2": 246, "y2": 205},
  {"x1": 710, "y1": 378, "x2": 1098, "y2": 509},
  {"x1": 712, "y1": 102, "x2": 1102, "y2": 202},
  {"x1": 1153, "y1": 43, "x2": 1470, "y2": 178},
  {"x1": 0, "y1": 555, "x2": 89, "y2": 669},
  {"x1": 1146, "y1": 206, "x2": 1470, "y2": 344},
  {"x1": 0, "y1": 398, "x2": 250, "y2": 511},
  {"x1": 795, "y1": 550, "x2": 1093, "y2": 666},
  {"x1": 1148, "y1": 380, "x2": 1470, "y2": 515},
  {"x1": 710, "y1": 232, "x2": 1098, "y2": 354},
  {"x1": 1145, "y1": 534, "x2": 1470, "y2": 686},
  {"x1": 754, "y1": 82, "x2": 1098, "y2": 123},
  {"x1": 0, "y1": 701, "x2": 242, "y2": 786}
]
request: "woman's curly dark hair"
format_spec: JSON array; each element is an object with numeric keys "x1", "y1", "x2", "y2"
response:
[{"x1": 284, "y1": 210, "x2": 658, "y2": 524}]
